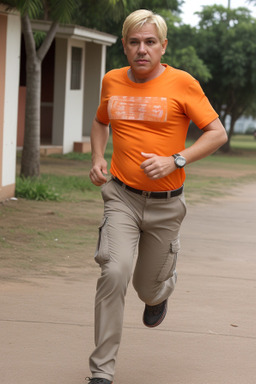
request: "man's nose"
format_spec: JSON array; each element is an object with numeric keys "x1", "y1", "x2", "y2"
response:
[{"x1": 138, "y1": 42, "x2": 147, "y2": 53}]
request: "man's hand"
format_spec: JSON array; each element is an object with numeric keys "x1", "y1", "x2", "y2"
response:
[
  {"x1": 89, "y1": 157, "x2": 108, "y2": 186},
  {"x1": 140, "y1": 152, "x2": 176, "y2": 180},
  {"x1": 89, "y1": 117, "x2": 109, "y2": 186}
]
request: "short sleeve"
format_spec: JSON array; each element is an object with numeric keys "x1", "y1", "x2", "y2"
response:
[
  {"x1": 96, "y1": 75, "x2": 110, "y2": 125},
  {"x1": 184, "y1": 79, "x2": 218, "y2": 129}
]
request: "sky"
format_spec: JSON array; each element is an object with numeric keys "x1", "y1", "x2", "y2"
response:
[{"x1": 181, "y1": 0, "x2": 256, "y2": 25}]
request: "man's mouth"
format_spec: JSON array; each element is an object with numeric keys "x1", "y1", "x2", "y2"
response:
[{"x1": 135, "y1": 59, "x2": 148, "y2": 64}]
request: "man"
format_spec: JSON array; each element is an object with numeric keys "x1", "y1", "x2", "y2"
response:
[{"x1": 87, "y1": 9, "x2": 227, "y2": 384}]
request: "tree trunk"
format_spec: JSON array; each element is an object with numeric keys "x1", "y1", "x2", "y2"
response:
[
  {"x1": 220, "y1": 138, "x2": 231, "y2": 153},
  {"x1": 20, "y1": 14, "x2": 58, "y2": 178},
  {"x1": 20, "y1": 55, "x2": 41, "y2": 177},
  {"x1": 219, "y1": 114, "x2": 236, "y2": 153},
  {"x1": 20, "y1": 14, "x2": 41, "y2": 177}
]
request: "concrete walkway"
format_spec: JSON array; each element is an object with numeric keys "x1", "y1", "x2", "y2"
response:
[{"x1": 1, "y1": 183, "x2": 256, "y2": 384}]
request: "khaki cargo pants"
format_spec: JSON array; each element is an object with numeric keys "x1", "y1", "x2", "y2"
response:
[{"x1": 89, "y1": 179, "x2": 187, "y2": 381}]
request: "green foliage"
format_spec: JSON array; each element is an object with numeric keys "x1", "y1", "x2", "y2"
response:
[
  {"x1": 73, "y1": 0, "x2": 183, "y2": 70},
  {"x1": 15, "y1": 177, "x2": 60, "y2": 201},
  {"x1": 151, "y1": 9, "x2": 211, "y2": 82},
  {"x1": 245, "y1": 126, "x2": 256, "y2": 135},
  {"x1": 48, "y1": 0, "x2": 78, "y2": 23},
  {"x1": 1, "y1": 0, "x2": 78, "y2": 22},
  {"x1": 33, "y1": 31, "x2": 47, "y2": 48},
  {"x1": 167, "y1": 46, "x2": 212, "y2": 82},
  {"x1": 1, "y1": 0, "x2": 43, "y2": 18},
  {"x1": 192, "y1": 5, "x2": 256, "y2": 148},
  {"x1": 39, "y1": 174, "x2": 96, "y2": 196},
  {"x1": 15, "y1": 173, "x2": 100, "y2": 201},
  {"x1": 73, "y1": 1, "x2": 211, "y2": 79},
  {"x1": 73, "y1": 0, "x2": 139, "y2": 27},
  {"x1": 16, "y1": 0, "x2": 43, "y2": 18},
  {"x1": 74, "y1": 0, "x2": 182, "y2": 28},
  {"x1": 42, "y1": 174, "x2": 98, "y2": 193}
]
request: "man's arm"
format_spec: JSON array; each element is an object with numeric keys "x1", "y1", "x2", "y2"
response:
[
  {"x1": 89, "y1": 117, "x2": 109, "y2": 186},
  {"x1": 179, "y1": 117, "x2": 228, "y2": 164},
  {"x1": 141, "y1": 118, "x2": 228, "y2": 180}
]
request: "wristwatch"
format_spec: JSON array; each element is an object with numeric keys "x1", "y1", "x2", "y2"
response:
[{"x1": 172, "y1": 153, "x2": 186, "y2": 168}]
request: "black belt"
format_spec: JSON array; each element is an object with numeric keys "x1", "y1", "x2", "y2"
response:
[{"x1": 112, "y1": 177, "x2": 183, "y2": 199}]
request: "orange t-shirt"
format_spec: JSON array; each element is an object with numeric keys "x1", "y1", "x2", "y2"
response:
[{"x1": 97, "y1": 64, "x2": 218, "y2": 191}]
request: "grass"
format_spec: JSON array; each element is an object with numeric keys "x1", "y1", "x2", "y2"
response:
[
  {"x1": 50, "y1": 141, "x2": 113, "y2": 162},
  {"x1": 15, "y1": 173, "x2": 100, "y2": 201},
  {"x1": 231, "y1": 134, "x2": 256, "y2": 150},
  {"x1": 15, "y1": 141, "x2": 114, "y2": 201},
  {"x1": 184, "y1": 135, "x2": 256, "y2": 203},
  {"x1": 16, "y1": 176, "x2": 61, "y2": 201}
]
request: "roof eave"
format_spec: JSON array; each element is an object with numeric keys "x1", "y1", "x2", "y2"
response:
[{"x1": 30, "y1": 20, "x2": 117, "y2": 46}]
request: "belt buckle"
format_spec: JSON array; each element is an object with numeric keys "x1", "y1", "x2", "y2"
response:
[{"x1": 142, "y1": 191, "x2": 151, "y2": 198}]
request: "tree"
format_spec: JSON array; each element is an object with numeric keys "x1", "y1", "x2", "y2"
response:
[
  {"x1": 74, "y1": 1, "x2": 211, "y2": 82},
  {"x1": 1, "y1": 0, "x2": 78, "y2": 177},
  {"x1": 74, "y1": 0, "x2": 183, "y2": 71},
  {"x1": 162, "y1": 10, "x2": 212, "y2": 83},
  {"x1": 194, "y1": 5, "x2": 256, "y2": 151}
]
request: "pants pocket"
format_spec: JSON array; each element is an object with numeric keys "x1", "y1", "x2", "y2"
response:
[
  {"x1": 157, "y1": 238, "x2": 180, "y2": 282},
  {"x1": 94, "y1": 216, "x2": 110, "y2": 265}
]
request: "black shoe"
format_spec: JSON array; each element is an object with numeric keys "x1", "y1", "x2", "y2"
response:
[
  {"x1": 85, "y1": 378, "x2": 112, "y2": 384},
  {"x1": 143, "y1": 299, "x2": 168, "y2": 328}
]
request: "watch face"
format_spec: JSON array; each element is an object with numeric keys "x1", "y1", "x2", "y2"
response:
[{"x1": 176, "y1": 156, "x2": 186, "y2": 167}]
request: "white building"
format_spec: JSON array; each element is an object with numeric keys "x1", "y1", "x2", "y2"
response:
[
  {"x1": 0, "y1": 5, "x2": 21, "y2": 201},
  {"x1": 0, "y1": 8, "x2": 117, "y2": 202},
  {"x1": 18, "y1": 20, "x2": 117, "y2": 154}
]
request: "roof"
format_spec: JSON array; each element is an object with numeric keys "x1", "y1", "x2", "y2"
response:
[
  {"x1": 31, "y1": 20, "x2": 117, "y2": 46},
  {"x1": 0, "y1": 3, "x2": 19, "y2": 15}
]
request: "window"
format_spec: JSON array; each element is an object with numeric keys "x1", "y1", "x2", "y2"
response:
[{"x1": 71, "y1": 47, "x2": 82, "y2": 90}]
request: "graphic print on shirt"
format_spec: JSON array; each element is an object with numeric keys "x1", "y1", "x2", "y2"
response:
[{"x1": 108, "y1": 96, "x2": 167, "y2": 122}]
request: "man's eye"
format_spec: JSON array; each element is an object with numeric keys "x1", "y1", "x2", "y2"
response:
[{"x1": 147, "y1": 40, "x2": 155, "y2": 45}]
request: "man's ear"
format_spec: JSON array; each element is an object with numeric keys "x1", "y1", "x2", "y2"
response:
[
  {"x1": 162, "y1": 39, "x2": 168, "y2": 55},
  {"x1": 122, "y1": 38, "x2": 127, "y2": 55}
]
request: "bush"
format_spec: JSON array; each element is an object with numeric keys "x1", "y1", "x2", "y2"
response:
[
  {"x1": 15, "y1": 177, "x2": 60, "y2": 201},
  {"x1": 245, "y1": 126, "x2": 256, "y2": 135}
]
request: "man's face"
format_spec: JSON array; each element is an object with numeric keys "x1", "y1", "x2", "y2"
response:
[{"x1": 122, "y1": 23, "x2": 167, "y2": 81}]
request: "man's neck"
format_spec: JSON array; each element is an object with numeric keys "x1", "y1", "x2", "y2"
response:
[{"x1": 128, "y1": 64, "x2": 165, "y2": 83}]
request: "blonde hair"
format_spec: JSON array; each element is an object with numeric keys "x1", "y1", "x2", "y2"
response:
[{"x1": 122, "y1": 9, "x2": 167, "y2": 44}]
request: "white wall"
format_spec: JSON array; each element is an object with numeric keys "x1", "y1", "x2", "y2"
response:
[
  {"x1": 52, "y1": 38, "x2": 67, "y2": 146},
  {"x1": 52, "y1": 36, "x2": 111, "y2": 152},
  {"x1": 52, "y1": 38, "x2": 85, "y2": 153},
  {"x1": 2, "y1": 13, "x2": 20, "y2": 187},
  {"x1": 63, "y1": 38, "x2": 85, "y2": 153},
  {"x1": 83, "y1": 43, "x2": 106, "y2": 136}
]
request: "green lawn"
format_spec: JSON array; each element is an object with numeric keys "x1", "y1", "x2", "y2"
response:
[
  {"x1": 230, "y1": 134, "x2": 256, "y2": 150},
  {"x1": 184, "y1": 134, "x2": 256, "y2": 203}
]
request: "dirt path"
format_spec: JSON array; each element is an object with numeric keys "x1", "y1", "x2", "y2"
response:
[{"x1": 1, "y1": 182, "x2": 256, "y2": 384}]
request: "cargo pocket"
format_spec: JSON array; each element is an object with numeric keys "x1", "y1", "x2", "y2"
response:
[
  {"x1": 157, "y1": 238, "x2": 180, "y2": 282},
  {"x1": 94, "y1": 216, "x2": 110, "y2": 265}
]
